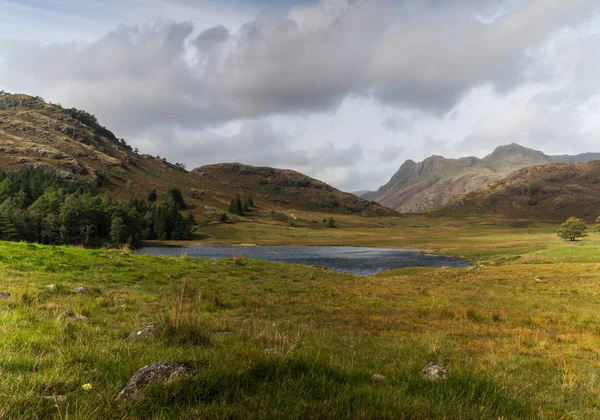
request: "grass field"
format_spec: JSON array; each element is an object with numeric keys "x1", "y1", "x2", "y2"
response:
[{"x1": 2, "y1": 215, "x2": 600, "y2": 418}]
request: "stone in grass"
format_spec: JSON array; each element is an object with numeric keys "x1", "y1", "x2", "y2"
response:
[
  {"x1": 0, "y1": 292, "x2": 10, "y2": 299},
  {"x1": 264, "y1": 348, "x2": 280, "y2": 355},
  {"x1": 117, "y1": 362, "x2": 197, "y2": 400},
  {"x1": 126, "y1": 323, "x2": 162, "y2": 341},
  {"x1": 72, "y1": 287, "x2": 89, "y2": 295},
  {"x1": 421, "y1": 362, "x2": 449, "y2": 382},
  {"x1": 45, "y1": 284, "x2": 58, "y2": 292},
  {"x1": 41, "y1": 395, "x2": 66, "y2": 404},
  {"x1": 371, "y1": 374, "x2": 386, "y2": 383},
  {"x1": 57, "y1": 310, "x2": 87, "y2": 321}
]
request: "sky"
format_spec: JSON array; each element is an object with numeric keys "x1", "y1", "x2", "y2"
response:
[{"x1": 1, "y1": 0, "x2": 600, "y2": 192}]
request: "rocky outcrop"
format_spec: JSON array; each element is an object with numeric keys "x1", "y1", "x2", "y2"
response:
[{"x1": 368, "y1": 143, "x2": 600, "y2": 213}]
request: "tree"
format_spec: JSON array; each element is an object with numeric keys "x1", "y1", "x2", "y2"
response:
[
  {"x1": 327, "y1": 217, "x2": 336, "y2": 228},
  {"x1": 220, "y1": 213, "x2": 228, "y2": 223},
  {"x1": 596, "y1": 216, "x2": 600, "y2": 232},
  {"x1": 557, "y1": 217, "x2": 588, "y2": 241},
  {"x1": 110, "y1": 216, "x2": 126, "y2": 245},
  {"x1": 147, "y1": 189, "x2": 157, "y2": 203},
  {"x1": 246, "y1": 193, "x2": 254, "y2": 208},
  {"x1": 168, "y1": 188, "x2": 186, "y2": 208}
]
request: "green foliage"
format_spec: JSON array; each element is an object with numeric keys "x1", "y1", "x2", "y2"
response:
[
  {"x1": 596, "y1": 216, "x2": 600, "y2": 232},
  {"x1": 168, "y1": 188, "x2": 186, "y2": 209},
  {"x1": 228, "y1": 195, "x2": 244, "y2": 216},
  {"x1": 327, "y1": 217, "x2": 336, "y2": 228},
  {"x1": 0, "y1": 166, "x2": 194, "y2": 246},
  {"x1": 557, "y1": 217, "x2": 588, "y2": 241},
  {"x1": 220, "y1": 213, "x2": 228, "y2": 223},
  {"x1": 147, "y1": 189, "x2": 157, "y2": 203},
  {"x1": 110, "y1": 216, "x2": 125, "y2": 245}
]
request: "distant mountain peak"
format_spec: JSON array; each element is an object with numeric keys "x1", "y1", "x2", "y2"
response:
[{"x1": 367, "y1": 143, "x2": 600, "y2": 213}]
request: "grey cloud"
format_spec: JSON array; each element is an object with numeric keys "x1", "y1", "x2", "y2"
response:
[{"x1": 2, "y1": 0, "x2": 596, "y2": 135}]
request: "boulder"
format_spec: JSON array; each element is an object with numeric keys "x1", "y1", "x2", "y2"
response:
[
  {"x1": 117, "y1": 362, "x2": 196, "y2": 400},
  {"x1": 0, "y1": 291, "x2": 10, "y2": 299},
  {"x1": 126, "y1": 323, "x2": 162, "y2": 341},
  {"x1": 57, "y1": 310, "x2": 87, "y2": 321},
  {"x1": 371, "y1": 374, "x2": 386, "y2": 383},
  {"x1": 72, "y1": 287, "x2": 89, "y2": 295},
  {"x1": 421, "y1": 362, "x2": 449, "y2": 382},
  {"x1": 45, "y1": 284, "x2": 58, "y2": 292}
]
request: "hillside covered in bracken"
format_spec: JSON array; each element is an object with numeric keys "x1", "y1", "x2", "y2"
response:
[
  {"x1": 0, "y1": 92, "x2": 395, "y2": 221},
  {"x1": 439, "y1": 160, "x2": 600, "y2": 222}
]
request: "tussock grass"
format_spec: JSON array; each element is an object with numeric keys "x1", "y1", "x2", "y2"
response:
[{"x1": 0, "y1": 221, "x2": 600, "y2": 417}]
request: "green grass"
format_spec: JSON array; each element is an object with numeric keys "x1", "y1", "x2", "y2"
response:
[{"x1": 1, "y1": 219, "x2": 600, "y2": 418}]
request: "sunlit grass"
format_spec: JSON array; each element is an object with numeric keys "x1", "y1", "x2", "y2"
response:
[{"x1": 1, "y1": 217, "x2": 600, "y2": 417}]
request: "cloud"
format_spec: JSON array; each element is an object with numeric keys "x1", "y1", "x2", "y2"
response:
[
  {"x1": 2, "y1": 0, "x2": 598, "y2": 132},
  {"x1": 1, "y1": 0, "x2": 600, "y2": 191}
]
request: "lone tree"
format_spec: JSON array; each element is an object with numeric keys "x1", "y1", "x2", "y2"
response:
[
  {"x1": 147, "y1": 189, "x2": 157, "y2": 203},
  {"x1": 557, "y1": 217, "x2": 588, "y2": 241},
  {"x1": 596, "y1": 216, "x2": 600, "y2": 232}
]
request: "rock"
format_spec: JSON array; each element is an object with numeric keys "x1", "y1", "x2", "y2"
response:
[
  {"x1": 371, "y1": 374, "x2": 386, "y2": 383},
  {"x1": 72, "y1": 287, "x2": 89, "y2": 295},
  {"x1": 41, "y1": 395, "x2": 66, "y2": 404},
  {"x1": 126, "y1": 323, "x2": 162, "y2": 341},
  {"x1": 421, "y1": 362, "x2": 449, "y2": 382},
  {"x1": 117, "y1": 362, "x2": 197, "y2": 400},
  {"x1": 0, "y1": 291, "x2": 10, "y2": 299},
  {"x1": 45, "y1": 284, "x2": 58, "y2": 292},
  {"x1": 57, "y1": 310, "x2": 87, "y2": 321},
  {"x1": 264, "y1": 348, "x2": 280, "y2": 355}
]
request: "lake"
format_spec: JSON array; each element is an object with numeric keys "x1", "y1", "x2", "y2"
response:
[{"x1": 136, "y1": 245, "x2": 470, "y2": 276}]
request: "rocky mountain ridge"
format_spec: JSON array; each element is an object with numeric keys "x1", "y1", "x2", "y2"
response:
[{"x1": 363, "y1": 143, "x2": 600, "y2": 212}]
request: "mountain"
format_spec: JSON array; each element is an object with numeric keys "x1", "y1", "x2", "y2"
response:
[
  {"x1": 0, "y1": 92, "x2": 395, "y2": 219},
  {"x1": 365, "y1": 143, "x2": 600, "y2": 213},
  {"x1": 439, "y1": 160, "x2": 600, "y2": 222}
]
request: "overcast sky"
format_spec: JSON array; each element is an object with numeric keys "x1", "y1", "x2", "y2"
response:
[{"x1": 1, "y1": 0, "x2": 600, "y2": 191}]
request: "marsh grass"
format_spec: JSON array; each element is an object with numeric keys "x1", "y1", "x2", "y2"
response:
[{"x1": 0, "y1": 222, "x2": 600, "y2": 417}]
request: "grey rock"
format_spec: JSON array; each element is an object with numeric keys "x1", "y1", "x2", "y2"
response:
[
  {"x1": 264, "y1": 348, "x2": 280, "y2": 355},
  {"x1": 371, "y1": 374, "x2": 386, "y2": 383},
  {"x1": 421, "y1": 362, "x2": 449, "y2": 382},
  {"x1": 45, "y1": 284, "x2": 58, "y2": 292},
  {"x1": 41, "y1": 395, "x2": 66, "y2": 404},
  {"x1": 117, "y1": 362, "x2": 196, "y2": 400},
  {"x1": 0, "y1": 291, "x2": 10, "y2": 299},
  {"x1": 126, "y1": 323, "x2": 162, "y2": 341},
  {"x1": 72, "y1": 287, "x2": 89, "y2": 295},
  {"x1": 57, "y1": 310, "x2": 87, "y2": 321}
]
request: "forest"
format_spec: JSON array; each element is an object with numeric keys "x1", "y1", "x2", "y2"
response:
[{"x1": 0, "y1": 166, "x2": 194, "y2": 246}]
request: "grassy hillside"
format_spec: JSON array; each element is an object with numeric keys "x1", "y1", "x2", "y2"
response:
[
  {"x1": 2, "y1": 217, "x2": 600, "y2": 418},
  {"x1": 438, "y1": 160, "x2": 600, "y2": 222},
  {"x1": 0, "y1": 92, "x2": 394, "y2": 222}
]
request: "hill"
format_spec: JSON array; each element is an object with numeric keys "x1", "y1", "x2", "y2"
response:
[
  {"x1": 0, "y1": 92, "x2": 394, "y2": 219},
  {"x1": 437, "y1": 160, "x2": 600, "y2": 222},
  {"x1": 364, "y1": 143, "x2": 600, "y2": 213}
]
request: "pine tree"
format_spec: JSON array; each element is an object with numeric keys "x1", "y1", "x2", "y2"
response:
[{"x1": 110, "y1": 216, "x2": 126, "y2": 244}]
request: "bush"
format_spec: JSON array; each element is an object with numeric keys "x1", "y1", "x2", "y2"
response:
[{"x1": 557, "y1": 217, "x2": 588, "y2": 241}]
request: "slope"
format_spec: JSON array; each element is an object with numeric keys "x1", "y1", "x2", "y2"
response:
[
  {"x1": 438, "y1": 160, "x2": 600, "y2": 222},
  {"x1": 365, "y1": 143, "x2": 600, "y2": 213},
  {"x1": 0, "y1": 92, "x2": 395, "y2": 219}
]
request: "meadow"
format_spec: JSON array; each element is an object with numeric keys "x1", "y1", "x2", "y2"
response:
[{"x1": 1, "y1": 213, "x2": 600, "y2": 418}]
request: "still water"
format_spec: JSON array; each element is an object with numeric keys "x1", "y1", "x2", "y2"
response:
[{"x1": 136, "y1": 245, "x2": 469, "y2": 276}]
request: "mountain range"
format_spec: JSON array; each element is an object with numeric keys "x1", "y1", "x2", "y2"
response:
[
  {"x1": 0, "y1": 92, "x2": 394, "y2": 220},
  {"x1": 361, "y1": 143, "x2": 600, "y2": 213}
]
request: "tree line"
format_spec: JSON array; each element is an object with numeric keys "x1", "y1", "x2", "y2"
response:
[{"x1": 0, "y1": 166, "x2": 194, "y2": 247}]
